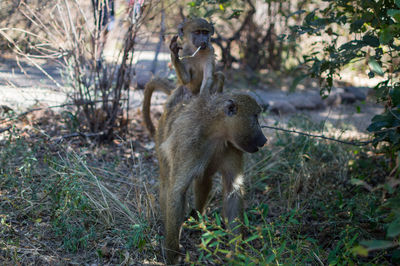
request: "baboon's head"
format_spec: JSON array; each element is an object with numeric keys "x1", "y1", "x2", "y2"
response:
[
  {"x1": 222, "y1": 94, "x2": 267, "y2": 153},
  {"x1": 178, "y1": 18, "x2": 214, "y2": 50}
]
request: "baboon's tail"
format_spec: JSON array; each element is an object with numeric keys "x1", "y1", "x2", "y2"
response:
[{"x1": 142, "y1": 77, "x2": 175, "y2": 137}]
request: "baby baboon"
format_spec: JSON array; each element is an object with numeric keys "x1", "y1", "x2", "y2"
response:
[
  {"x1": 142, "y1": 18, "x2": 225, "y2": 136},
  {"x1": 170, "y1": 17, "x2": 224, "y2": 95},
  {"x1": 155, "y1": 93, "x2": 267, "y2": 264}
]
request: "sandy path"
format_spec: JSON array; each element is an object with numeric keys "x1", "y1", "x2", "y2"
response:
[{"x1": 0, "y1": 51, "x2": 383, "y2": 138}]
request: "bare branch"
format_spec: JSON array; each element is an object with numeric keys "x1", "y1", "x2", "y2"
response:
[{"x1": 261, "y1": 125, "x2": 374, "y2": 146}]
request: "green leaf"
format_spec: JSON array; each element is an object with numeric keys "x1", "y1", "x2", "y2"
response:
[
  {"x1": 339, "y1": 40, "x2": 366, "y2": 51},
  {"x1": 390, "y1": 88, "x2": 400, "y2": 107},
  {"x1": 362, "y1": 11, "x2": 374, "y2": 22},
  {"x1": 388, "y1": 9, "x2": 400, "y2": 22},
  {"x1": 360, "y1": 240, "x2": 394, "y2": 250},
  {"x1": 217, "y1": 249, "x2": 229, "y2": 254},
  {"x1": 371, "y1": 112, "x2": 392, "y2": 123},
  {"x1": 312, "y1": 18, "x2": 329, "y2": 27},
  {"x1": 228, "y1": 234, "x2": 242, "y2": 244},
  {"x1": 388, "y1": 130, "x2": 400, "y2": 145},
  {"x1": 228, "y1": 9, "x2": 243, "y2": 19},
  {"x1": 244, "y1": 234, "x2": 259, "y2": 243},
  {"x1": 387, "y1": 218, "x2": 400, "y2": 238},
  {"x1": 290, "y1": 74, "x2": 307, "y2": 92},
  {"x1": 350, "y1": 19, "x2": 365, "y2": 32},
  {"x1": 363, "y1": 35, "x2": 380, "y2": 47},
  {"x1": 393, "y1": 250, "x2": 400, "y2": 263},
  {"x1": 350, "y1": 178, "x2": 370, "y2": 187},
  {"x1": 261, "y1": 203, "x2": 269, "y2": 217},
  {"x1": 367, "y1": 121, "x2": 390, "y2": 132},
  {"x1": 396, "y1": 0, "x2": 400, "y2": 9},
  {"x1": 379, "y1": 28, "x2": 393, "y2": 45},
  {"x1": 266, "y1": 253, "x2": 276, "y2": 263},
  {"x1": 208, "y1": 241, "x2": 219, "y2": 248},
  {"x1": 215, "y1": 213, "x2": 221, "y2": 226},
  {"x1": 202, "y1": 235, "x2": 213, "y2": 246},
  {"x1": 243, "y1": 212, "x2": 249, "y2": 226},
  {"x1": 304, "y1": 11, "x2": 316, "y2": 25},
  {"x1": 352, "y1": 245, "x2": 369, "y2": 257},
  {"x1": 368, "y1": 58, "x2": 384, "y2": 76}
]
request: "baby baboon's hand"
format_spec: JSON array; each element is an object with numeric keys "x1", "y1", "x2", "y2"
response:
[{"x1": 170, "y1": 35, "x2": 181, "y2": 57}]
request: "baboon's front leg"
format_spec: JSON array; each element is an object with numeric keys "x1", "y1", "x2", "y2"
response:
[
  {"x1": 164, "y1": 172, "x2": 192, "y2": 264},
  {"x1": 194, "y1": 173, "x2": 213, "y2": 215},
  {"x1": 220, "y1": 151, "x2": 244, "y2": 225}
]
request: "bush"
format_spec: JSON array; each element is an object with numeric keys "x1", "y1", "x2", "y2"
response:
[{"x1": 291, "y1": 0, "x2": 400, "y2": 257}]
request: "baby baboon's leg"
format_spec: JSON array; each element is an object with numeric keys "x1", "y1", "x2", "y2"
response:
[
  {"x1": 200, "y1": 61, "x2": 214, "y2": 96},
  {"x1": 214, "y1": 71, "x2": 225, "y2": 93}
]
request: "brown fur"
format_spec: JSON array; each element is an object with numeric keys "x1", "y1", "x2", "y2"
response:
[
  {"x1": 142, "y1": 18, "x2": 225, "y2": 136},
  {"x1": 171, "y1": 18, "x2": 224, "y2": 96},
  {"x1": 155, "y1": 93, "x2": 267, "y2": 264},
  {"x1": 142, "y1": 77, "x2": 175, "y2": 136}
]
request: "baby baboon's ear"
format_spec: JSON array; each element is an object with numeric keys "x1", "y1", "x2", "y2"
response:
[
  {"x1": 224, "y1": 99, "x2": 237, "y2": 117},
  {"x1": 178, "y1": 21, "x2": 185, "y2": 39},
  {"x1": 209, "y1": 22, "x2": 215, "y2": 36}
]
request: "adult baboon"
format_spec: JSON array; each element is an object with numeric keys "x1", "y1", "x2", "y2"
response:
[{"x1": 155, "y1": 92, "x2": 267, "y2": 263}]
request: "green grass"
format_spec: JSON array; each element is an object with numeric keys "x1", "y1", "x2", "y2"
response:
[
  {"x1": 184, "y1": 115, "x2": 397, "y2": 265},
  {"x1": 0, "y1": 129, "x2": 159, "y2": 264},
  {"x1": 0, "y1": 115, "x2": 398, "y2": 264}
]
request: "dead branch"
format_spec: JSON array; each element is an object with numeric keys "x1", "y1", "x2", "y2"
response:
[
  {"x1": 0, "y1": 126, "x2": 11, "y2": 133},
  {"x1": 262, "y1": 125, "x2": 374, "y2": 146}
]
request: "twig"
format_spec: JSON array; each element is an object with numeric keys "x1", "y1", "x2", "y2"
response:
[
  {"x1": 0, "y1": 99, "x2": 129, "y2": 124},
  {"x1": 53, "y1": 131, "x2": 105, "y2": 143},
  {"x1": 0, "y1": 29, "x2": 62, "y2": 88},
  {"x1": 150, "y1": 1, "x2": 166, "y2": 74},
  {"x1": 261, "y1": 125, "x2": 374, "y2": 146},
  {"x1": 312, "y1": 251, "x2": 324, "y2": 266},
  {"x1": 179, "y1": 46, "x2": 201, "y2": 60},
  {"x1": 0, "y1": 126, "x2": 11, "y2": 133}
]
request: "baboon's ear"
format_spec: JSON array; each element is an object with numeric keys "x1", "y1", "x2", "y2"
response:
[
  {"x1": 178, "y1": 22, "x2": 185, "y2": 39},
  {"x1": 224, "y1": 99, "x2": 237, "y2": 117},
  {"x1": 209, "y1": 23, "x2": 215, "y2": 36}
]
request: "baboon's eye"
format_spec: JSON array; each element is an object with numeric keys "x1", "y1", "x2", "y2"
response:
[{"x1": 193, "y1": 30, "x2": 201, "y2": 35}]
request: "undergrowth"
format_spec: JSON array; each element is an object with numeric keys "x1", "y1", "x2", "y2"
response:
[
  {"x1": 0, "y1": 129, "x2": 159, "y2": 264},
  {"x1": 0, "y1": 115, "x2": 398, "y2": 264},
  {"x1": 184, "y1": 115, "x2": 397, "y2": 265}
]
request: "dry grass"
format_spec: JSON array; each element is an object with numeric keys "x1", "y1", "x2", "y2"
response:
[{"x1": 0, "y1": 105, "x2": 396, "y2": 264}]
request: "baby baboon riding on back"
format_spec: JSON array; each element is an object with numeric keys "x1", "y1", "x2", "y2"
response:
[{"x1": 142, "y1": 17, "x2": 224, "y2": 136}]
